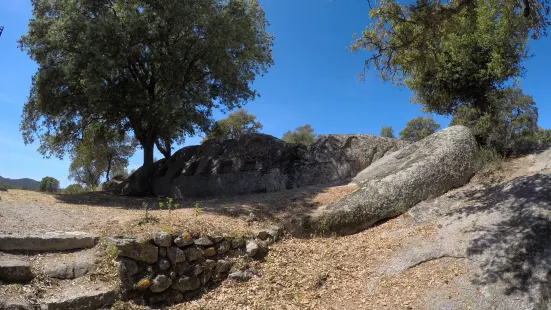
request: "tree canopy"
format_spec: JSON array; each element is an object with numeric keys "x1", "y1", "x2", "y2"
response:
[
  {"x1": 399, "y1": 117, "x2": 441, "y2": 142},
  {"x1": 282, "y1": 124, "x2": 318, "y2": 146},
  {"x1": 68, "y1": 124, "x2": 135, "y2": 187},
  {"x1": 204, "y1": 109, "x2": 263, "y2": 141},
  {"x1": 350, "y1": 0, "x2": 549, "y2": 114},
  {"x1": 19, "y1": 0, "x2": 274, "y2": 192},
  {"x1": 451, "y1": 88, "x2": 538, "y2": 154},
  {"x1": 39, "y1": 176, "x2": 60, "y2": 193},
  {"x1": 380, "y1": 126, "x2": 395, "y2": 138}
]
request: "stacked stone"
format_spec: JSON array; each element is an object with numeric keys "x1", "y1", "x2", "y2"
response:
[{"x1": 109, "y1": 227, "x2": 282, "y2": 305}]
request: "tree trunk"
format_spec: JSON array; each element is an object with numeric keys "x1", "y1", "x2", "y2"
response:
[
  {"x1": 155, "y1": 137, "x2": 172, "y2": 158},
  {"x1": 143, "y1": 137, "x2": 155, "y2": 170},
  {"x1": 105, "y1": 155, "x2": 113, "y2": 182},
  {"x1": 136, "y1": 135, "x2": 155, "y2": 196}
]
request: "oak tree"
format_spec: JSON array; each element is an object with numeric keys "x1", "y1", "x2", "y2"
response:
[
  {"x1": 350, "y1": 0, "x2": 548, "y2": 114},
  {"x1": 19, "y1": 0, "x2": 273, "y2": 193}
]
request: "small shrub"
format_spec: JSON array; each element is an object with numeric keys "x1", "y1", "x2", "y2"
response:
[
  {"x1": 137, "y1": 201, "x2": 159, "y2": 225},
  {"x1": 158, "y1": 197, "x2": 180, "y2": 213},
  {"x1": 474, "y1": 147, "x2": 505, "y2": 172},
  {"x1": 380, "y1": 126, "x2": 395, "y2": 138},
  {"x1": 63, "y1": 184, "x2": 85, "y2": 195},
  {"x1": 473, "y1": 147, "x2": 507, "y2": 184},
  {"x1": 195, "y1": 202, "x2": 201, "y2": 218}
]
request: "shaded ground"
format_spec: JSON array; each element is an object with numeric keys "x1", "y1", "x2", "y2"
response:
[{"x1": 0, "y1": 182, "x2": 357, "y2": 238}]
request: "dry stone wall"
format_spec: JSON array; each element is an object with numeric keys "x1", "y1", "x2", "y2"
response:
[{"x1": 109, "y1": 227, "x2": 282, "y2": 306}]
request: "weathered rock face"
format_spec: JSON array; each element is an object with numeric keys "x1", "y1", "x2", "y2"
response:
[
  {"x1": 289, "y1": 126, "x2": 479, "y2": 236},
  {"x1": 114, "y1": 133, "x2": 408, "y2": 197},
  {"x1": 380, "y1": 171, "x2": 551, "y2": 309}
]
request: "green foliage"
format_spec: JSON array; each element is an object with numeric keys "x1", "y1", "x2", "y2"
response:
[
  {"x1": 399, "y1": 117, "x2": 441, "y2": 142},
  {"x1": 62, "y1": 183, "x2": 85, "y2": 195},
  {"x1": 535, "y1": 127, "x2": 551, "y2": 145},
  {"x1": 195, "y1": 202, "x2": 201, "y2": 218},
  {"x1": 474, "y1": 146, "x2": 506, "y2": 172},
  {"x1": 380, "y1": 126, "x2": 395, "y2": 138},
  {"x1": 350, "y1": 0, "x2": 547, "y2": 115},
  {"x1": 158, "y1": 197, "x2": 180, "y2": 213},
  {"x1": 69, "y1": 124, "x2": 135, "y2": 187},
  {"x1": 204, "y1": 109, "x2": 263, "y2": 142},
  {"x1": 111, "y1": 167, "x2": 134, "y2": 181},
  {"x1": 282, "y1": 124, "x2": 318, "y2": 146},
  {"x1": 38, "y1": 176, "x2": 60, "y2": 193},
  {"x1": 19, "y1": 0, "x2": 274, "y2": 176},
  {"x1": 450, "y1": 88, "x2": 539, "y2": 154}
]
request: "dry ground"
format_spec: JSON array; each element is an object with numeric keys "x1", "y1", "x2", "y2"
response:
[
  {"x1": 0, "y1": 182, "x2": 357, "y2": 238},
  {"x1": 0, "y1": 151, "x2": 541, "y2": 310}
]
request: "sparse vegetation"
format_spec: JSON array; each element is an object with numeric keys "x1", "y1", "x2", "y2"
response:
[
  {"x1": 137, "y1": 202, "x2": 159, "y2": 225},
  {"x1": 282, "y1": 124, "x2": 318, "y2": 146},
  {"x1": 195, "y1": 203, "x2": 201, "y2": 219},
  {"x1": 0, "y1": 181, "x2": 20, "y2": 190},
  {"x1": 158, "y1": 197, "x2": 180, "y2": 213},
  {"x1": 380, "y1": 126, "x2": 395, "y2": 138}
]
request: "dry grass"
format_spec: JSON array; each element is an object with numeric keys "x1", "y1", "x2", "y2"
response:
[
  {"x1": 164, "y1": 218, "x2": 444, "y2": 310},
  {"x1": 0, "y1": 183, "x2": 358, "y2": 239}
]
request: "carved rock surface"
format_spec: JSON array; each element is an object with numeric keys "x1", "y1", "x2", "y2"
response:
[{"x1": 113, "y1": 133, "x2": 408, "y2": 197}]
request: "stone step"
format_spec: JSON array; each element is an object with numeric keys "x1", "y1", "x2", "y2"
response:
[
  {"x1": 0, "y1": 259, "x2": 33, "y2": 283},
  {"x1": 0, "y1": 299, "x2": 30, "y2": 310},
  {"x1": 0, "y1": 232, "x2": 97, "y2": 252},
  {"x1": 39, "y1": 281, "x2": 118, "y2": 310}
]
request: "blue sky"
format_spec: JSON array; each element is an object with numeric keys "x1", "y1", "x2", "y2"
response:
[{"x1": 1, "y1": 0, "x2": 550, "y2": 187}]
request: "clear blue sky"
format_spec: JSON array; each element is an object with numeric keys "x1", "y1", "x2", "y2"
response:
[{"x1": 1, "y1": 0, "x2": 550, "y2": 187}]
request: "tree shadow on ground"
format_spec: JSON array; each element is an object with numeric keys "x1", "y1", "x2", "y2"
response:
[
  {"x1": 52, "y1": 181, "x2": 354, "y2": 221},
  {"x1": 449, "y1": 173, "x2": 551, "y2": 297}
]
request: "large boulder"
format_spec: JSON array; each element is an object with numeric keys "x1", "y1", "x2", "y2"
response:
[
  {"x1": 112, "y1": 133, "x2": 409, "y2": 197},
  {"x1": 289, "y1": 126, "x2": 479, "y2": 236}
]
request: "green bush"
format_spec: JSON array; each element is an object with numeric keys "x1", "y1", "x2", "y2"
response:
[
  {"x1": 282, "y1": 124, "x2": 318, "y2": 146},
  {"x1": 399, "y1": 117, "x2": 441, "y2": 142},
  {"x1": 380, "y1": 126, "x2": 395, "y2": 138},
  {"x1": 63, "y1": 184, "x2": 85, "y2": 195},
  {"x1": 450, "y1": 88, "x2": 538, "y2": 155},
  {"x1": 38, "y1": 176, "x2": 60, "y2": 193}
]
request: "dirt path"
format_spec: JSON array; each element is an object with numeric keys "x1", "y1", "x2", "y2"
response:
[{"x1": 0, "y1": 183, "x2": 357, "y2": 238}]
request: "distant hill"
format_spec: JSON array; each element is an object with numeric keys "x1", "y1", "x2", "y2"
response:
[{"x1": 0, "y1": 176, "x2": 40, "y2": 190}]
